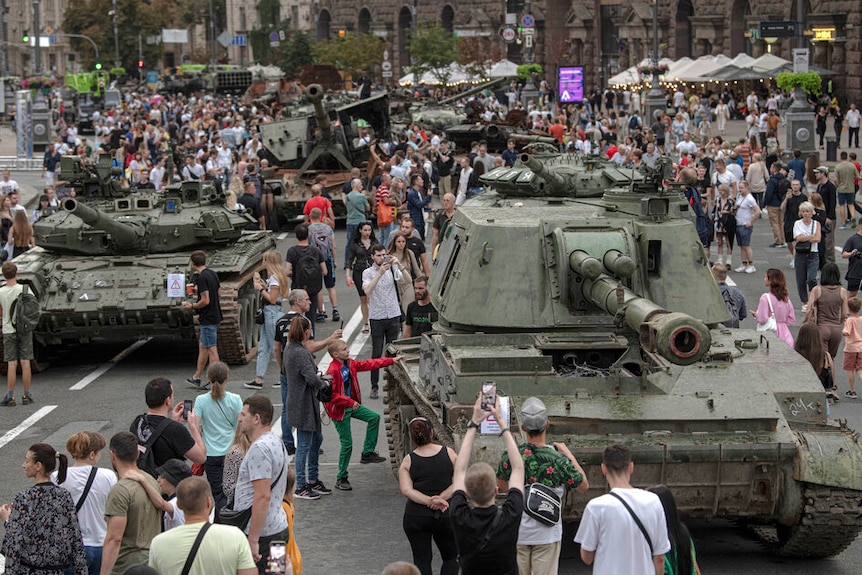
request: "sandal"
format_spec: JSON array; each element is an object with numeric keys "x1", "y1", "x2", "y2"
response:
[{"x1": 362, "y1": 323, "x2": 370, "y2": 334}]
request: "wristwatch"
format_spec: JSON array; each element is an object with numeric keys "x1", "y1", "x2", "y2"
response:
[{"x1": 466, "y1": 420, "x2": 481, "y2": 431}]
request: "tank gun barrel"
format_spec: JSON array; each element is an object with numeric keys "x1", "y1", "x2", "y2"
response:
[
  {"x1": 520, "y1": 153, "x2": 569, "y2": 196},
  {"x1": 508, "y1": 134, "x2": 559, "y2": 146},
  {"x1": 438, "y1": 78, "x2": 508, "y2": 106},
  {"x1": 63, "y1": 197, "x2": 141, "y2": 249},
  {"x1": 569, "y1": 249, "x2": 711, "y2": 365},
  {"x1": 305, "y1": 84, "x2": 332, "y2": 142}
]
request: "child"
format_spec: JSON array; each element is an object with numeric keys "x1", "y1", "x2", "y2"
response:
[
  {"x1": 324, "y1": 339, "x2": 404, "y2": 490},
  {"x1": 842, "y1": 297, "x2": 862, "y2": 399},
  {"x1": 282, "y1": 466, "x2": 302, "y2": 575},
  {"x1": 125, "y1": 458, "x2": 193, "y2": 530}
]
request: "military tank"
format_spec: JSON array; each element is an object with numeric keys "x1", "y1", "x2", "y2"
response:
[
  {"x1": 384, "y1": 153, "x2": 862, "y2": 557},
  {"x1": 10, "y1": 155, "x2": 275, "y2": 365}
]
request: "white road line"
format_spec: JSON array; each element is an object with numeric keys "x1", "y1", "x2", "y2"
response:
[
  {"x1": 69, "y1": 338, "x2": 152, "y2": 390},
  {"x1": 0, "y1": 405, "x2": 58, "y2": 450},
  {"x1": 277, "y1": 232, "x2": 288, "y2": 240},
  {"x1": 725, "y1": 276, "x2": 737, "y2": 287}
]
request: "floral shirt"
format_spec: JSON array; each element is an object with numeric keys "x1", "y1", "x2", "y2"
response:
[
  {"x1": 497, "y1": 443, "x2": 583, "y2": 489},
  {"x1": 1, "y1": 483, "x2": 87, "y2": 575}
]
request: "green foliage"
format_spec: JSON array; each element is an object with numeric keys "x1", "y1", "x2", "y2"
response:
[
  {"x1": 776, "y1": 71, "x2": 822, "y2": 97},
  {"x1": 517, "y1": 64, "x2": 542, "y2": 80},
  {"x1": 277, "y1": 32, "x2": 314, "y2": 77},
  {"x1": 110, "y1": 67, "x2": 126, "y2": 76},
  {"x1": 407, "y1": 22, "x2": 457, "y2": 84},
  {"x1": 313, "y1": 33, "x2": 385, "y2": 77}
]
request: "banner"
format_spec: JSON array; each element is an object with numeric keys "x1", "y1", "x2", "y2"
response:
[{"x1": 16, "y1": 90, "x2": 33, "y2": 159}]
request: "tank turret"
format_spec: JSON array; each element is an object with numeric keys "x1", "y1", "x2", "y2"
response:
[
  {"x1": 383, "y1": 152, "x2": 862, "y2": 559},
  {"x1": 62, "y1": 197, "x2": 144, "y2": 251}
]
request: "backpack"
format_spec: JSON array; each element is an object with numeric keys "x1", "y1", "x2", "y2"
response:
[
  {"x1": 430, "y1": 163, "x2": 440, "y2": 185},
  {"x1": 136, "y1": 416, "x2": 172, "y2": 478},
  {"x1": 10, "y1": 284, "x2": 40, "y2": 334},
  {"x1": 293, "y1": 246, "x2": 323, "y2": 294},
  {"x1": 720, "y1": 285, "x2": 741, "y2": 328},
  {"x1": 629, "y1": 115, "x2": 640, "y2": 131},
  {"x1": 309, "y1": 224, "x2": 333, "y2": 260}
]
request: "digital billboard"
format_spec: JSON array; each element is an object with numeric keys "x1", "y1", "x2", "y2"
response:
[{"x1": 558, "y1": 67, "x2": 584, "y2": 103}]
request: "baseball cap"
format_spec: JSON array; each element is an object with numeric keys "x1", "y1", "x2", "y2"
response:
[
  {"x1": 520, "y1": 397, "x2": 548, "y2": 432},
  {"x1": 814, "y1": 166, "x2": 829, "y2": 174},
  {"x1": 156, "y1": 458, "x2": 192, "y2": 487}
]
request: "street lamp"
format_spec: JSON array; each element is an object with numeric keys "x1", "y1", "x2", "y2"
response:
[
  {"x1": 110, "y1": 0, "x2": 119, "y2": 68},
  {"x1": 411, "y1": 0, "x2": 418, "y2": 87},
  {"x1": 32, "y1": 0, "x2": 41, "y2": 75},
  {"x1": 644, "y1": 0, "x2": 666, "y2": 124}
]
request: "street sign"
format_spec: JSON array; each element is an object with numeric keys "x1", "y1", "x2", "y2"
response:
[
  {"x1": 759, "y1": 21, "x2": 796, "y2": 38},
  {"x1": 230, "y1": 35, "x2": 247, "y2": 46},
  {"x1": 520, "y1": 14, "x2": 535, "y2": 28},
  {"x1": 217, "y1": 30, "x2": 231, "y2": 47},
  {"x1": 279, "y1": 30, "x2": 286, "y2": 40},
  {"x1": 383, "y1": 50, "x2": 389, "y2": 60},
  {"x1": 793, "y1": 48, "x2": 809, "y2": 73},
  {"x1": 269, "y1": 32, "x2": 279, "y2": 42},
  {"x1": 381, "y1": 61, "x2": 392, "y2": 71},
  {"x1": 525, "y1": 34, "x2": 533, "y2": 48},
  {"x1": 500, "y1": 26, "x2": 517, "y2": 43},
  {"x1": 382, "y1": 71, "x2": 393, "y2": 78},
  {"x1": 523, "y1": 27, "x2": 535, "y2": 36}
]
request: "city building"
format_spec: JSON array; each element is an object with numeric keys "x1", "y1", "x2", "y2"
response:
[{"x1": 2, "y1": 0, "x2": 75, "y2": 77}]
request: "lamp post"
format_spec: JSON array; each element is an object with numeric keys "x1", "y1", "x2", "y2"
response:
[
  {"x1": 1, "y1": 0, "x2": 8, "y2": 77},
  {"x1": 32, "y1": 0, "x2": 41, "y2": 75},
  {"x1": 644, "y1": 0, "x2": 666, "y2": 124},
  {"x1": 411, "y1": 0, "x2": 418, "y2": 87},
  {"x1": 208, "y1": 0, "x2": 216, "y2": 66},
  {"x1": 110, "y1": 0, "x2": 120, "y2": 68}
]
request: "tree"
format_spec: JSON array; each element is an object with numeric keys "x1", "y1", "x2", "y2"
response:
[
  {"x1": 408, "y1": 22, "x2": 457, "y2": 84},
  {"x1": 277, "y1": 32, "x2": 314, "y2": 77},
  {"x1": 456, "y1": 37, "x2": 498, "y2": 80},
  {"x1": 313, "y1": 33, "x2": 385, "y2": 78}
]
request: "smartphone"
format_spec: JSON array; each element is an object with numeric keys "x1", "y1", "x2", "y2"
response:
[
  {"x1": 384, "y1": 255, "x2": 391, "y2": 263},
  {"x1": 182, "y1": 399, "x2": 193, "y2": 420},
  {"x1": 269, "y1": 541, "x2": 287, "y2": 574},
  {"x1": 481, "y1": 382, "x2": 496, "y2": 411},
  {"x1": 340, "y1": 320, "x2": 344, "y2": 329}
]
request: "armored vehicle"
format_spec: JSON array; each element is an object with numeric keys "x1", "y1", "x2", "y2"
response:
[
  {"x1": 384, "y1": 153, "x2": 862, "y2": 557},
  {"x1": 11, "y1": 155, "x2": 275, "y2": 365}
]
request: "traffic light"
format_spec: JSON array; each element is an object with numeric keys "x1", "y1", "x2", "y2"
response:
[
  {"x1": 137, "y1": 59, "x2": 144, "y2": 69},
  {"x1": 95, "y1": 61, "x2": 102, "y2": 70},
  {"x1": 22, "y1": 30, "x2": 29, "y2": 43}
]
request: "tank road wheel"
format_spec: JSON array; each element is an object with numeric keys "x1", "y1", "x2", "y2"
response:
[
  {"x1": 241, "y1": 294, "x2": 260, "y2": 354},
  {"x1": 756, "y1": 483, "x2": 862, "y2": 558},
  {"x1": 216, "y1": 289, "x2": 260, "y2": 365}
]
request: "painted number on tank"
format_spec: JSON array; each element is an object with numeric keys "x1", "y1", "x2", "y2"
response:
[{"x1": 788, "y1": 397, "x2": 815, "y2": 417}]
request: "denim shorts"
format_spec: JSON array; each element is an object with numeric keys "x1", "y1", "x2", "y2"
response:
[
  {"x1": 735, "y1": 225, "x2": 753, "y2": 246},
  {"x1": 200, "y1": 323, "x2": 218, "y2": 348},
  {"x1": 838, "y1": 192, "x2": 855, "y2": 205}
]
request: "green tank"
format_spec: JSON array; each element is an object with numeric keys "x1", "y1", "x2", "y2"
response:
[
  {"x1": 384, "y1": 153, "x2": 862, "y2": 557},
  {"x1": 9, "y1": 155, "x2": 275, "y2": 365}
]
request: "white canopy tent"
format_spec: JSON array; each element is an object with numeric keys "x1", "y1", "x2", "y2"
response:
[
  {"x1": 486, "y1": 59, "x2": 519, "y2": 78},
  {"x1": 675, "y1": 55, "x2": 733, "y2": 82},
  {"x1": 398, "y1": 63, "x2": 478, "y2": 86}
]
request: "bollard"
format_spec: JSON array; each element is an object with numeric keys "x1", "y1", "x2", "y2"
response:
[{"x1": 826, "y1": 135, "x2": 838, "y2": 162}]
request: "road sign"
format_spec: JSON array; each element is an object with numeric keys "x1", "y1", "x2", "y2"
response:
[
  {"x1": 383, "y1": 50, "x2": 389, "y2": 60},
  {"x1": 523, "y1": 27, "x2": 535, "y2": 36},
  {"x1": 279, "y1": 30, "x2": 286, "y2": 40},
  {"x1": 217, "y1": 30, "x2": 231, "y2": 47},
  {"x1": 793, "y1": 48, "x2": 809, "y2": 73},
  {"x1": 520, "y1": 14, "x2": 534, "y2": 28},
  {"x1": 759, "y1": 21, "x2": 796, "y2": 38},
  {"x1": 501, "y1": 26, "x2": 517, "y2": 43},
  {"x1": 230, "y1": 35, "x2": 247, "y2": 46},
  {"x1": 269, "y1": 32, "x2": 279, "y2": 42},
  {"x1": 525, "y1": 34, "x2": 533, "y2": 48},
  {"x1": 381, "y1": 61, "x2": 392, "y2": 71},
  {"x1": 382, "y1": 71, "x2": 393, "y2": 78}
]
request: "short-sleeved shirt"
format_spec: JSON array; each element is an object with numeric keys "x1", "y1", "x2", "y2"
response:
[
  {"x1": 346, "y1": 190, "x2": 370, "y2": 225},
  {"x1": 405, "y1": 235, "x2": 426, "y2": 263},
  {"x1": 194, "y1": 391, "x2": 242, "y2": 456},
  {"x1": 433, "y1": 211, "x2": 453, "y2": 245},
  {"x1": 274, "y1": 310, "x2": 311, "y2": 348},
  {"x1": 0, "y1": 283, "x2": 23, "y2": 334},
  {"x1": 405, "y1": 301, "x2": 437, "y2": 337},
  {"x1": 104, "y1": 475, "x2": 163, "y2": 575},
  {"x1": 450, "y1": 488, "x2": 523, "y2": 575},
  {"x1": 129, "y1": 414, "x2": 196, "y2": 471},
  {"x1": 237, "y1": 194, "x2": 262, "y2": 230},
  {"x1": 285, "y1": 244, "x2": 325, "y2": 294},
  {"x1": 149, "y1": 522, "x2": 257, "y2": 575},
  {"x1": 303, "y1": 196, "x2": 332, "y2": 219},
  {"x1": 232, "y1": 431, "x2": 289, "y2": 537},
  {"x1": 195, "y1": 267, "x2": 222, "y2": 325},
  {"x1": 843, "y1": 234, "x2": 862, "y2": 280},
  {"x1": 734, "y1": 193, "x2": 758, "y2": 226}
]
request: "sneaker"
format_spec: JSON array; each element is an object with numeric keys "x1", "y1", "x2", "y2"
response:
[
  {"x1": 768, "y1": 243, "x2": 778, "y2": 248},
  {"x1": 369, "y1": 390, "x2": 379, "y2": 400},
  {"x1": 243, "y1": 381, "x2": 263, "y2": 390},
  {"x1": 294, "y1": 485, "x2": 321, "y2": 500},
  {"x1": 1, "y1": 395, "x2": 15, "y2": 407},
  {"x1": 846, "y1": 390, "x2": 858, "y2": 399},
  {"x1": 186, "y1": 376, "x2": 201, "y2": 388},
  {"x1": 775, "y1": 243, "x2": 787, "y2": 248},
  {"x1": 315, "y1": 313, "x2": 327, "y2": 322},
  {"x1": 840, "y1": 225, "x2": 848, "y2": 230},
  {"x1": 335, "y1": 478, "x2": 353, "y2": 491},
  {"x1": 852, "y1": 218, "x2": 858, "y2": 229},
  {"x1": 197, "y1": 381, "x2": 211, "y2": 392},
  {"x1": 790, "y1": 258, "x2": 795, "y2": 269},
  {"x1": 308, "y1": 480, "x2": 332, "y2": 495},
  {"x1": 745, "y1": 266, "x2": 756, "y2": 273},
  {"x1": 21, "y1": 394, "x2": 33, "y2": 405},
  {"x1": 734, "y1": 265, "x2": 747, "y2": 273},
  {"x1": 801, "y1": 304, "x2": 809, "y2": 313},
  {"x1": 271, "y1": 380, "x2": 281, "y2": 388},
  {"x1": 360, "y1": 451, "x2": 387, "y2": 464},
  {"x1": 286, "y1": 446, "x2": 297, "y2": 456},
  {"x1": 332, "y1": 309, "x2": 341, "y2": 322}
]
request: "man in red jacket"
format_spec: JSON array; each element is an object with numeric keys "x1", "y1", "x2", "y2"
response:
[{"x1": 325, "y1": 340, "x2": 404, "y2": 491}]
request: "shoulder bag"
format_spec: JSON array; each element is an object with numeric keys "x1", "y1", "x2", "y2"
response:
[
  {"x1": 795, "y1": 221, "x2": 816, "y2": 254},
  {"x1": 217, "y1": 445, "x2": 287, "y2": 530},
  {"x1": 757, "y1": 293, "x2": 778, "y2": 333},
  {"x1": 75, "y1": 467, "x2": 99, "y2": 513},
  {"x1": 609, "y1": 491, "x2": 653, "y2": 555},
  {"x1": 458, "y1": 506, "x2": 503, "y2": 564},
  {"x1": 524, "y1": 483, "x2": 562, "y2": 526},
  {"x1": 181, "y1": 522, "x2": 212, "y2": 575}
]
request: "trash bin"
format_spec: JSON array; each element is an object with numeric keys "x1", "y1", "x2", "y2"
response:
[{"x1": 826, "y1": 135, "x2": 838, "y2": 162}]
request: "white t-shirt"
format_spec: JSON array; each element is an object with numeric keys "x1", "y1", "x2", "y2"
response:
[
  {"x1": 793, "y1": 219, "x2": 819, "y2": 253},
  {"x1": 52, "y1": 466, "x2": 118, "y2": 546},
  {"x1": 164, "y1": 496, "x2": 186, "y2": 530},
  {"x1": 734, "y1": 193, "x2": 759, "y2": 226},
  {"x1": 0, "y1": 180, "x2": 19, "y2": 195},
  {"x1": 232, "y1": 431, "x2": 288, "y2": 537},
  {"x1": 712, "y1": 170, "x2": 739, "y2": 193},
  {"x1": 575, "y1": 488, "x2": 671, "y2": 575}
]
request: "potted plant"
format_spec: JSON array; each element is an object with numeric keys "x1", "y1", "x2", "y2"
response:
[
  {"x1": 638, "y1": 64, "x2": 668, "y2": 77},
  {"x1": 776, "y1": 71, "x2": 822, "y2": 106},
  {"x1": 21, "y1": 76, "x2": 57, "y2": 95}
]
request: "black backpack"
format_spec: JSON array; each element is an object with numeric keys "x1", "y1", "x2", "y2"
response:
[
  {"x1": 11, "y1": 284, "x2": 40, "y2": 334},
  {"x1": 136, "y1": 416, "x2": 172, "y2": 477},
  {"x1": 293, "y1": 246, "x2": 323, "y2": 294},
  {"x1": 720, "y1": 285, "x2": 741, "y2": 328}
]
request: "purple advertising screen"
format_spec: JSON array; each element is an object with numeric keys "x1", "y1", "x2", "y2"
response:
[{"x1": 558, "y1": 67, "x2": 584, "y2": 103}]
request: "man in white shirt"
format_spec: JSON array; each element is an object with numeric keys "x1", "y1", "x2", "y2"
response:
[
  {"x1": 0, "y1": 170, "x2": 20, "y2": 196},
  {"x1": 846, "y1": 103, "x2": 861, "y2": 149},
  {"x1": 675, "y1": 132, "x2": 698, "y2": 160},
  {"x1": 575, "y1": 444, "x2": 670, "y2": 575},
  {"x1": 362, "y1": 245, "x2": 403, "y2": 398}
]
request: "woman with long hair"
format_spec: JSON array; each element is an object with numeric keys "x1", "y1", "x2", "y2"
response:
[
  {"x1": 387, "y1": 232, "x2": 418, "y2": 314},
  {"x1": 0, "y1": 443, "x2": 87, "y2": 574},
  {"x1": 805, "y1": 262, "x2": 848, "y2": 358},
  {"x1": 8, "y1": 209, "x2": 34, "y2": 258},
  {"x1": 346, "y1": 221, "x2": 378, "y2": 334},
  {"x1": 222, "y1": 422, "x2": 252, "y2": 505},
  {"x1": 793, "y1": 201, "x2": 821, "y2": 310},
  {"x1": 399, "y1": 417, "x2": 459, "y2": 575},
  {"x1": 755, "y1": 268, "x2": 797, "y2": 347},
  {"x1": 647, "y1": 485, "x2": 698, "y2": 575},
  {"x1": 285, "y1": 315, "x2": 330, "y2": 499},
  {"x1": 53, "y1": 432, "x2": 116, "y2": 575},
  {"x1": 248, "y1": 250, "x2": 290, "y2": 389},
  {"x1": 194, "y1": 361, "x2": 242, "y2": 510},
  {"x1": 795, "y1": 322, "x2": 837, "y2": 401}
]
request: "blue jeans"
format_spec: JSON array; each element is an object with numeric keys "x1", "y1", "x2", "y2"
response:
[
  {"x1": 254, "y1": 305, "x2": 281, "y2": 379},
  {"x1": 345, "y1": 224, "x2": 359, "y2": 268},
  {"x1": 295, "y1": 428, "x2": 323, "y2": 489},
  {"x1": 280, "y1": 372, "x2": 294, "y2": 449},
  {"x1": 63, "y1": 545, "x2": 102, "y2": 575},
  {"x1": 795, "y1": 251, "x2": 819, "y2": 304}
]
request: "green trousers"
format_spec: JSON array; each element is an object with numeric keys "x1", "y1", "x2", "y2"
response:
[{"x1": 333, "y1": 404, "x2": 380, "y2": 480}]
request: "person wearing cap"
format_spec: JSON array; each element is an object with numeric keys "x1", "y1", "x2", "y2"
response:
[
  {"x1": 496, "y1": 397, "x2": 588, "y2": 575},
  {"x1": 124, "y1": 458, "x2": 193, "y2": 530},
  {"x1": 814, "y1": 166, "x2": 837, "y2": 264},
  {"x1": 149, "y1": 476, "x2": 257, "y2": 575},
  {"x1": 836, "y1": 152, "x2": 861, "y2": 229}
]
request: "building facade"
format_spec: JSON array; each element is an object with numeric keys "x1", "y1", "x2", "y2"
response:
[{"x1": 3, "y1": 0, "x2": 74, "y2": 77}]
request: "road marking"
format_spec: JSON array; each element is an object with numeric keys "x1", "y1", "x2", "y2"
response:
[
  {"x1": 725, "y1": 276, "x2": 737, "y2": 287},
  {"x1": 69, "y1": 338, "x2": 152, "y2": 390},
  {"x1": 0, "y1": 405, "x2": 58, "y2": 450},
  {"x1": 277, "y1": 232, "x2": 288, "y2": 240}
]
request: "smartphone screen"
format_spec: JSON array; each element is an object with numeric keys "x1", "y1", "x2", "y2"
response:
[
  {"x1": 481, "y1": 382, "x2": 496, "y2": 411},
  {"x1": 182, "y1": 399, "x2": 193, "y2": 420},
  {"x1": 269, "y1": 541, "x2": 287, "y2": 574}
]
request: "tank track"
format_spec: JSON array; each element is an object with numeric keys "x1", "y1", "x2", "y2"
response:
[
  {"x1": 750, "y1": 482, "x2": 862, "y2": 557},
  {"x1": 384, "y1": 363, "x2": 455, "y2": 475}
]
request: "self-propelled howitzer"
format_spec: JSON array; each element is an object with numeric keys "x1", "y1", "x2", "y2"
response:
[{"x1": 384, "y1": 157, "x2": 862, "y2": 558}]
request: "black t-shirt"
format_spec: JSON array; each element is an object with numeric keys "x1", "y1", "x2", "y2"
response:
[
  {"x1": 274, "y1": 310, "x2": 313, "y2": 347},
  {"x1": 285, "y1": 244, "x2": 325, "y2": 295},
  {"x1": 195, "y1": 267, "x2": 222, "y2": 325},
  {"x1": 129, "y1": 414, "x2": 195, "y2": 470},
  {"x1": 844, "y1": 234, "x2": 862, "y2": 280},
  {"x1": 405, "y1": 235, "x2": 426, "y2": 263},
  {"x1": 784, "y1": 193, "x2": 808, "y2": 230},
  {"x1": 432, "y1": 211, "x2": 452, "y2": 245},
  {"x1": 450, "y1": 488, "x2": 523, "y2": 575},
  {"x1": 238, "y1": 194, "x2": 262, "y2": 230},
  {"x1": 405, "y1": 301, "x2": 437, "y2": 337}
]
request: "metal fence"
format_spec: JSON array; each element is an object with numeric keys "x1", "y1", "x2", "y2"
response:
[{"x1": 0, "y1": 157, "x2": 43, "y2": 170}]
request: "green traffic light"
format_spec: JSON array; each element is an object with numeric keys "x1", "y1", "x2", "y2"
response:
[
  {"x1": 22, "y1": 30, "x2": 30, "y2": 43},
  {"x1": 95, "y1": 62, "x2": 102, "y2": 70}
]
